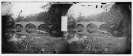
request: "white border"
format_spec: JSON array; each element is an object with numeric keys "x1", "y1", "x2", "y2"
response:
[{"x1": 61, "y1": 16, "x2": 67, "y2": 31}]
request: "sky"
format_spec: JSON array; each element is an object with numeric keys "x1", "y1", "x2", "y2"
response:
[
  {"x1": 2, "y1": 2, "x2": 115, "y2": 20},
  {"x1": 67, "y1": 3, "x2": 115, "y2": 19},
  {"x1": 2, "y1": 2, "x2": 51, "y2": 20}
]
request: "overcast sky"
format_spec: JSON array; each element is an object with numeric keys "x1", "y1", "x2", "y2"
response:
[
  {"x1": 2, "y1": 2, "x2": 51, "y2": 19},
  {"x1": 67, "y1": 3, "x2": 114, "y2": 20}
]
